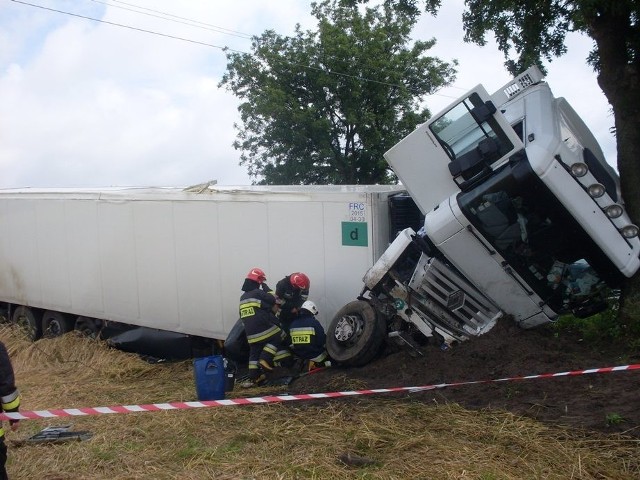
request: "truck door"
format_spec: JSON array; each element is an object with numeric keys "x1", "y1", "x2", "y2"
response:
[{"x1": 385, "y1": 85, "x2": 525, "y2": 214}]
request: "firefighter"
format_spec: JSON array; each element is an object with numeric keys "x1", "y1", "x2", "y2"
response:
[
  {"x1": 239, "y1": 269, "x2": 291, "y2": 387},
  {"x1": 0, "y1": 340, "x2": 20, "y2": 480},
  {"x1": 241, "y1": 267, "x2": 270, "y2": 293},
  {"x1": 289, "y1": 300, "x2": 331, "y2": 370},
  {"x1": 275, "y1": 272, "x2": 311, "y2": 332}
]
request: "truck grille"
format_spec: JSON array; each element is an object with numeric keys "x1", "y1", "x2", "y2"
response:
[{"x1": 407, "y1": 254, "x2": 501, "y2": 340}]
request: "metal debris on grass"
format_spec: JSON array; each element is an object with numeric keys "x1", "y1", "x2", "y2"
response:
[{"x1": 27, "y1": 425, "x2": 93, "y2": 444}]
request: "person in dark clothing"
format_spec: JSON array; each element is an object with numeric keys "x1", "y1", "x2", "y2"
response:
[
  {"x1": 238, "y1": 268, "x2": 291, "y2": 387},
  {"x1": 275, "y1": 272, "x2": 310, "y2": 331},
  {"x1": 288, "y1": 300, "x2": 331, "y2": 370},
  {"x1": 241, "y1": 267, "x2": 271, "y2": 294},
  {"x1": 0, "y1": 341, "x2": 20, "y2": 480},
  {"x1": 224, "y1": 267, "x2": 271, "y2": 366}
]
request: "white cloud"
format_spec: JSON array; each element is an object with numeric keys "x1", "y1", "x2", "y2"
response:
[{"x1": 0, "y1": 0, "x2": 617, "y2": 188}]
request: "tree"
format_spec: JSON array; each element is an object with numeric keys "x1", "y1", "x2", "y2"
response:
[
  {"x1": 219, "y1": 0, "x2": 456, "y2": 185},
  {"x1": 398, "y1": 0, "x2": 640, "y2": 333}
]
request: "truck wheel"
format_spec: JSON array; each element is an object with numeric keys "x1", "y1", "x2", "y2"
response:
[
  {"x1": 42, "y1": 310, "x2": 74, "y2": 338},
  {"x1": 74, "y1": 316, "x2": 100, "y2": 339},
  {"x1": 11, "y1": 306, "x2": 43, "y2": 341},
  {"x1": 326, "y1": 300, "x2": 386, "y2": 367}
]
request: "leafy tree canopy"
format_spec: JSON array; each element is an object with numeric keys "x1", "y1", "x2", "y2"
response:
[
  {"x1": 394, "y1": 1, "x2": 638, "y2": 77},
  {"x1": 460, "y1": 1, "x2": 640, "y2": 79},
  {"x1": 219, "y1": 0, "x2": 456, "y2": 185}
]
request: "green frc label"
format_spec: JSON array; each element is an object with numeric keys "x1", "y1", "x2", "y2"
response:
[{"x1": 342, "y1": 222, "x2": 368, "y2": 247}]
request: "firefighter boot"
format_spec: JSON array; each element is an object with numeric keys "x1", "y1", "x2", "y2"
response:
[{"x1": 259, "y1": 359, "x2": 274, "y2": 371}]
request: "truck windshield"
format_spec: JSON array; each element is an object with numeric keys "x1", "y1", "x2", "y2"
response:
[
  {"x1": 458, "y1": 159, "x2": 622, "y2": 316},
  {"x1": 429, "y1": 92, "x2": 515, "y2": 163}
]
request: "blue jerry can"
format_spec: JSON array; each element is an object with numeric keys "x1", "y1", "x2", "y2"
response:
[{"x1": 193, "y1": 355, "x2": 226, "y2": 401}]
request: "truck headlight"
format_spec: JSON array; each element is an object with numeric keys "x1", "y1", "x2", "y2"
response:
[
  {"x1": 588, "y1": 183, "x2": 605, "y2": 198},
  {"x1": 570, "y1": 162, "x2": 588, "y2": 177},
  {"x1": 621, "y1": 224, "x2": 639, "y2": 239},
  {"x1": 604, "y1": 204, "x2": 624, "y2": 218}
]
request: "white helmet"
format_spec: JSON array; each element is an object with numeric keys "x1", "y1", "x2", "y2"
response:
[{"x1": 300, "y1": 300, "x2": 318, "y2": 316}]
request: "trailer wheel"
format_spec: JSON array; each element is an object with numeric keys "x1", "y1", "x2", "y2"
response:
[
  {"x1": 11, "y1": 306, "x2": 43, "y2": 341},
  {"x1": 42, "y1": 311, "x2": 74, "y2": 338},
  {"x1": 74, "y1": 316, "x2": 100, "y2": 339},
  {"x1": 326, "y1": 300, "x2": 386, "y2": 367}
]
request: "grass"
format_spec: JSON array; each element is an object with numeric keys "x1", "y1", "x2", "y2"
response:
[
  {"x1": 606, "y1": 413, "x2": 626, "y2": 426},
  {"x1": 1, "y1": 324, "x2": 639, "y2": 479}
]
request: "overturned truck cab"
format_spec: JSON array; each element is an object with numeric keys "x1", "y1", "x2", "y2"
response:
[{"x1": 327, "y1": 66, "x2": 640, "y2": 367}]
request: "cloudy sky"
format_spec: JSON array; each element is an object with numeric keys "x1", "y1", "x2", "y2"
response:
[{"x1": 1, "y1": 0, "x2": 615, "y2": 188}]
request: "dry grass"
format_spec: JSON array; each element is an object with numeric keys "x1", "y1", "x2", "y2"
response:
[{"x1": 1, "y1": 324, "x2": 638, "y2": 479}]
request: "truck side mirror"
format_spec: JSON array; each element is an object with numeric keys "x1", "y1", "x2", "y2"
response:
[
  {"x1": 448, "y1": 137, "x2": 500, "y2": 182},
  {"x1": 470, "y1": 101, "x2": 497, "y2": 124},
  {"x1": 477, "y1": 137, "x2": 499, "y2": 157}
]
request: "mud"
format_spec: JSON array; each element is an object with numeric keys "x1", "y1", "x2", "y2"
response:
[{"x1": 290, "y1": 320, "x2": 640, "y2": 437}]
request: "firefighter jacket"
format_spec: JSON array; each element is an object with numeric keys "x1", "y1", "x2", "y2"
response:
[
  {"x1": 288, "y1": 311, "x2": 327, "y2": 361},
  {"x1": 0, "y1": 341, "x2": 20, "y2": 438},
  {"x1": 239, "y1": 288, "x2": 282, "y2": 344},
  {"x1": 275, "y1": 276, "x2": 309, "y2": 327}
]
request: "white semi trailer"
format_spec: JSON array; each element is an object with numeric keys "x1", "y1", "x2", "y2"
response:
[
  {"x1": 326, "y1": 67, "x2": 640, "y2": 366},
  {"x1": 0, "y1": 184, "x2": 422, "y2": 357}
]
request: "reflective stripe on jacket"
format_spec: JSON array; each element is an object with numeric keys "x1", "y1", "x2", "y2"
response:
[
  {"x1": 240, "y1": 288, "x2": 282, "y2": 344},
  {"x1": 0, "y1": 341, "x2": 20, "y2": 438},
  {"x1": 288, "y1": 313, "x2": 326, "y2": 360}
]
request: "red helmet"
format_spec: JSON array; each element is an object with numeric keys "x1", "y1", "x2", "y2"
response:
[
  {"x1": 289, "y1": 272, "x2": 310, "y2": 290},
  {"x1": 246, "y1": 267, "x2": 267, "y2": 283}
]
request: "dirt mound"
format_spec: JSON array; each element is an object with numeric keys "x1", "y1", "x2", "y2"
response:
[{"x1": 291, "y1": 320, "x2": 640, "y2": 436}]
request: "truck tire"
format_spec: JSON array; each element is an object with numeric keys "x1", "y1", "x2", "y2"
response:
[
  {"x1": 326, "y1": 300, "x2": 386, "y2": 367},
  {"x1": 11, "y1": 306, "x2": 43, "y2": 341},
  {"x1": 74, "y1": 316, "x2": 101, "y2": 339},
  {"x1": 42, "y1": 310, "x2": 74, "y2": 338}
]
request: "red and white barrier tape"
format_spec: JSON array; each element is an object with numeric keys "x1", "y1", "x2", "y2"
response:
[{"x1": 2, "y1": 363, "x2": 639, "y2": 421}]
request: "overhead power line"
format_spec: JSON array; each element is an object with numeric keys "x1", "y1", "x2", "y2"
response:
[
  {"x1": 89, "y1": 0, "x2": 253, "y2": 39},
  {"x1": 11, "y1": 0, "x2": 244, "y2": 52},
  {"x1": 11, "y1": 0, "x2": 461, "y2": 99}
]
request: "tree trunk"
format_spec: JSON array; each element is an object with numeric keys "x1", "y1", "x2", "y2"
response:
[
  {"x1": 614, "y1": 100, "x2": 640, "y2": 330},
  {"x1": 590, "y1": 5, "x2": 640, "y2": 328}
]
